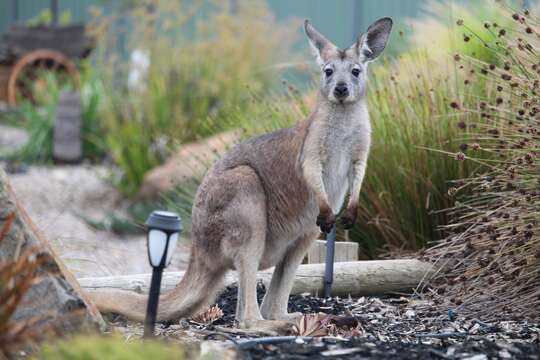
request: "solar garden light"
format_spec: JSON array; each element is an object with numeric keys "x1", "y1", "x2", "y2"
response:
[{"x1": 144, "y1": 210, "x2": 182, "y2": 338}]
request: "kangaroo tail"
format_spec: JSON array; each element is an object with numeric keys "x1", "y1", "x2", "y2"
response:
[{"x1": 86, "y1": 255, "x2": 225, "y2": 322}]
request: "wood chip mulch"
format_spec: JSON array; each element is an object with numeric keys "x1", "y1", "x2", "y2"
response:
[{"x1": 106, "y1": 283, "x2": 540, "y2": 359}]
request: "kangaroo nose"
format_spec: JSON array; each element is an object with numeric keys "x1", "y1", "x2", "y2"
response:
[{"x1": 333, "y1": 82, "x2": 349, "y2": 99}]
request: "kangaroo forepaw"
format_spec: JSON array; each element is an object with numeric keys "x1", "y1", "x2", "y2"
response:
[
  {"x1": 316, "y1": 209, "x2": 336, "y2": 233},
  {"x1": 340, "y1": 206, "x2": 358, "y2": 229}
]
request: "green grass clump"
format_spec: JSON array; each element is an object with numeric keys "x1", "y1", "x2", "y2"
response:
[
  {"x1": 2, "y1": 67, "x2": 106, "y2": 163},
  {"x1": 166, "y1": 50, "x2": 489, "y2": 257},
  {"x1": 36, "y1": 336, "x2": 185, "y2": 360},
  {"x1": 90, "y1": 0, "x2": 297, "y2": 196}
]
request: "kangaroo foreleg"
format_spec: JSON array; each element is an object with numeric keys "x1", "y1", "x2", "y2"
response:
[{"x1": 341, "y1": 151, "x2": 369, "y2": 229}]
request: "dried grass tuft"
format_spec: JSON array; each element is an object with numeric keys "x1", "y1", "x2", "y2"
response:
[
  {"x1": 0, "y1": 213, "x2": 44, "y2": 358},
  {"x1": 422, "y1": 3, "x2": 539, "y2": 321}
]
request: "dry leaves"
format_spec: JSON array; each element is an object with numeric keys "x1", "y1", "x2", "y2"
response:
[
  {"x1": 290, "y1": 313, "x2": 364, "y2": 338},
  {"x1": 0, "y1": 213, "x2": 44, "y2": 358},
  {"x1": 190, "y1": 305, "x2": 224, "y2": 325},
  {"x1": 291, "y1": 313, "x2": 331, "y2": 337}
]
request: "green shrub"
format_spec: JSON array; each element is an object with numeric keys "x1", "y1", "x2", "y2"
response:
[
  {"x1": 6, "y1": 66, "x2": 106, "y2": 163},
  {"x1": 80, "y1": 65, "x2": 107, "y2": 161},
  {"x1": 12, "y1": 72, "x2": 61, "y2": 163},
  {"x1": 90, "y1": 0, "x2": 297, "y2": 196},
  {"x1": 36, "y1": 335, "x2": 185, "y2": 360}
]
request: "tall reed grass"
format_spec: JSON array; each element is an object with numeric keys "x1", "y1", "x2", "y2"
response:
[
  {"x1": 424, "y1": 3, "x2": 539, "y2": 320},
  {"x1": 165, "y1": 50, "x2": 488, "y2": 257},
  {"x1": 89, "y1": 0, "x2": 297, "y2": 195}
]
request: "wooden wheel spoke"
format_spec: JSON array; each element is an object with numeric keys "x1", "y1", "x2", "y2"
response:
[{"x1": 7, "y1": 49, "x2": 80, "y2": 105}]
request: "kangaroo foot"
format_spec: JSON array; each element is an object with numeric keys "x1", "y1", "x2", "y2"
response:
[
  {"x1": 261, "y1": 310, "x2": 303, "y2": 322},
  {"x1": 240, "y1": 319, "x2": 294, "y2": 336}
]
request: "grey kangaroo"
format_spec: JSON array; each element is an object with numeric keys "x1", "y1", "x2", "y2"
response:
[{"x1": 89, "y1": 18, "x2": 392, "y2": 332}]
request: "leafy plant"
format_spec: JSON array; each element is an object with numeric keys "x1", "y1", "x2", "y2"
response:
[
  {"x1": 89, "y1": 0, "x2": 297, "y2": 196},
  {"x1": 12, "y1": 72, "x2": 61, "y2": 163},
  {"x1": 0, "y1": 213, "x2": 43, "y2": 359},
  {"x1": 36, "y1": 335, "x2": 185, "y2": 360},
  {"x1": 7, "y1": 66, "x2": 106, "y2": 163},
  {"x1": 80, "y1": 64, "x2": 107, "y2": 161}
]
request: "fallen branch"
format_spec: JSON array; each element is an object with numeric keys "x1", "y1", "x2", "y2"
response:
[{"x1": 79, "y1": 260, "x2": 433, "y2": 297}]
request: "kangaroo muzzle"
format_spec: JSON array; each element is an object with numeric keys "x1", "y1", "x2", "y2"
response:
[{"x1": 333, "y1": 82, "x2": 349, "y2": 100}]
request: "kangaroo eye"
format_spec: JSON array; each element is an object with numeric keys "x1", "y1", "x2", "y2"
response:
[
  {"x1": 352, "y1": 68, "x2": 361, "y2": 77},
  {"x1": 324, "y1": 68, "x2": 333, "y2": 77}
]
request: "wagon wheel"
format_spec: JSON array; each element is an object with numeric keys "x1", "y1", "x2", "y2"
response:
[{"x1": 7, "y1": 49, "x2": 80, "y2": 105}]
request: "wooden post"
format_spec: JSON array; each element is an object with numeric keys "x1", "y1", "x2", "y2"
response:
[
  {"x1": 53, "y1": 91, "x2": 82, "y2": 163},
  {"x1": 307, "y1": 240, "x2": 359, "y2": 264}
]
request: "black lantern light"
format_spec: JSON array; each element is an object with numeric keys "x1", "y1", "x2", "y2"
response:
[{"x1": 143, "y1": 210, "x2": 182, "y2": 338}]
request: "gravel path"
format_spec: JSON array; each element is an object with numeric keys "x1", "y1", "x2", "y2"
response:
[{"x1": 4, "y1": 163, "x2": 190, "y2": 278}]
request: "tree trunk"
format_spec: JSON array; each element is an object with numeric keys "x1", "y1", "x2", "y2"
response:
[{"x1": 79, "y1": 260, "x2": 433, "y2": 297}]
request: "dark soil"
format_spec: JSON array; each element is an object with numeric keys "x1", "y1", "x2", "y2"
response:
[
  {"x1": 107, "y1": 282, "x2": 539, "y2": 359},
  {"x1": 238, "y1": 337, "x2": 540, "y2": 360},
  {"x1": 207, "y1": 283, "x2": 539, "y2": 359},
  {"x1": 213, "y1": 283, "x2": 346, "y2": 326}
]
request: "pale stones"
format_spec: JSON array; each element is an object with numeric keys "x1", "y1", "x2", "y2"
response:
[{"x1": 0, "y1": 166, "x2": 103, "y2": 332}]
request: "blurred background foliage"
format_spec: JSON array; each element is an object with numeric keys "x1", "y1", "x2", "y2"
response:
[
  {"x1": 1, "y1": 0, "x2": 537, "y2": 355},
  {"x1": 88, "y1": 0, "x2": 297, "y2": 194},
  {"x1": 0, "y1": 0, "x2": 528, "y2": 257},
  {"x1": 35, "y1": 335, "x2": 187, "y2": 360}
]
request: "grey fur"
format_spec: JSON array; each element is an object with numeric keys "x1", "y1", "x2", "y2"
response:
[{"x1": 88, "y1": 18, "x2": 392, "y2": 333}]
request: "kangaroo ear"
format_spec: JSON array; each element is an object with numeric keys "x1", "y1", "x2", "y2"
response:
[
  {"x1": 304, "y1": 20, "x2": 335, "y2": 66},
  {"x1": 354, "y1": 17, "x2": 393, "y2": 62}
]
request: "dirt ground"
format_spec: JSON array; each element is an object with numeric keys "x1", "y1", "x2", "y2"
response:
[{"x1": 3, "y1": 163, "x2": 190, "y2": 278}]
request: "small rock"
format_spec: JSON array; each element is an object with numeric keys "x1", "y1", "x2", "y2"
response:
[{"x1": 0, "y1": 125, "x2": 28, "y2": 156}]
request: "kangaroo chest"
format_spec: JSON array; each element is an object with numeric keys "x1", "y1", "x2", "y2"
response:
[{"x1": 321, "y1": 125, "x2": 355, "y2": 213}]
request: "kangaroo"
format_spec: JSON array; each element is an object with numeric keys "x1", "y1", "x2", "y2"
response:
[{"x1": 88, "y1": 18, "x2": 392, "y2": 332}]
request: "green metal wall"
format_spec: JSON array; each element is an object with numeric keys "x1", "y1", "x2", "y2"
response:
[
  {"x1": 0, "y1": 0, "x2": 424, "y2": 41},
  {"x1": 268, "y1": 0, "x2": 423, "y2": 50},
  {"x1": 1, "y1": 0, "x2": 535, "y2": 51},
  {"x1": 1, "y1": 0, "x2": 100, "y2": 33}
]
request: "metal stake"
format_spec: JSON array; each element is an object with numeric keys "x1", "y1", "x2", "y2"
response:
[
  {"x1": 144, "y1": 266, "x2": 164, "y2": 337},
  {"x1": 324, "y1": 224, "x2": 336, "y2": 298}
]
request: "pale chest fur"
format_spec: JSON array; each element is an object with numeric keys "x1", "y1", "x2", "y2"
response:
[{"x1": 305, "y1": 101, "x2": 371, "y2": 213}]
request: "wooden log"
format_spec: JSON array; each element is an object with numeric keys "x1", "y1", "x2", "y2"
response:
[{"x1": 79, "y1": 260, "x2": 433, "y2": 297}]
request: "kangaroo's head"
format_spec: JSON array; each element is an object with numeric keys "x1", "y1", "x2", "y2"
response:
[{"x1": 304, "y1": 18, "x2": 392, "y2": 105}]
